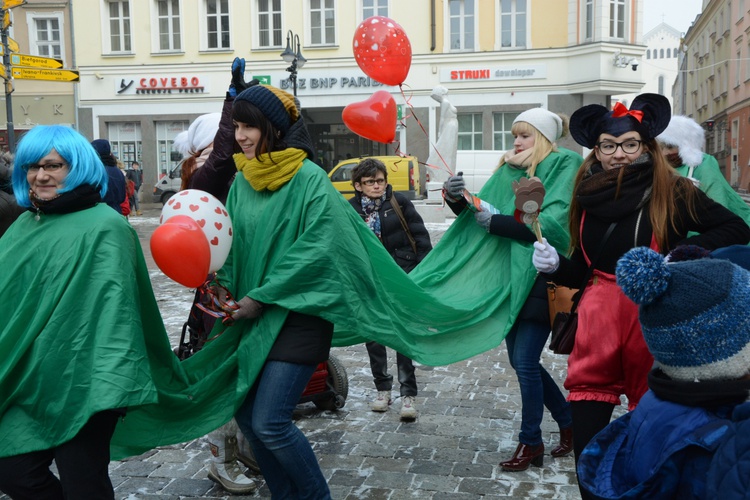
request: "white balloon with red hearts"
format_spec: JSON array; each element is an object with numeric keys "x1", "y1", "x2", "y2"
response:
[{"x1": 160, "y1": 189, "x2": 233, "y2": 273}]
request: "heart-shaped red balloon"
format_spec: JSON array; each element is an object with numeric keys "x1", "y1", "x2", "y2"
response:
[
  {"x1": 150, "y1": 215, "x2": 211, "y2": 288},
  {"x1": 353, "y1": 16, "x2": 412, "y2": 86},
  {"x1": 342, "y1": 90, "x2": 397, "y2": 144}
]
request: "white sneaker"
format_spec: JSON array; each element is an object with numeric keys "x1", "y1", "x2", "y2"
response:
[
  {"x1": 207, "y1": 461, "x2": 257, "y2": 495},
  {"x1": 400, "y1": 396, "x2": 417, "y2": 420},
  {"x1": 371, "y1": 390, "x2": 392, "y2": 412}
]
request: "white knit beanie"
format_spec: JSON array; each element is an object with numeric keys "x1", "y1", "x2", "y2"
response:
[
  {"x1": 656, "y1": 115, "x2": 705, "y2": 168},
  {"x1": 172, "y1": 113, "x2": 221, "y2": 158},
  {"x1": 513, "y1": 108, "x2": 563, "y2": 144}
]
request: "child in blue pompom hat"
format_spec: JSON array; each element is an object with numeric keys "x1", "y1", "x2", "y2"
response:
[{"x1": 577, "y1": 245, "x2": 750, "y2": 500}]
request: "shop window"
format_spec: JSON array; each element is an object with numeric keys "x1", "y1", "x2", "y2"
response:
[
  {"x1": 492, "y1": 111, "x2": 520, "y2": 151},
  {"x1": 458, "y1": 113, "x2": 482, "y2": 150}
]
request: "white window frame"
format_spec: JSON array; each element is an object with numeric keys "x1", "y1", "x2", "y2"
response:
[
  {"x1": 256, "y1": 0, "x2": 283, "y2": 49},
  {"x1": 458, "y1": 112, "x2": 483, "y2": 150},
  {"x1": 308, "y1": 0, "x2": 336, "y2": 46},
  {"x1": 201, "y1": 0, "x2": 231, "y2": 51},
  {"x1": 101, "y1": 0, "x2": 133, "y2": 54},
  {"x1": 497, "y1": 0, "x2": 528, "y2": 49},
  {"x1": 362, "y1": 0, "x2": 388, "y2": 20},
  {"x1": 445, "y1": 0, "x2": 477, "y2": 52},
  {"x1": 492, "y1": 111, "x2": 520, "y2": 150},
  {"x1": 583, "y1": 0, "x2": 594, "y2": 42},
  {"x1": 26, "y1": 11, "x2": 65, "y2": 63},
  {"x1": 151, "y1": 0, "x2": 183, "y2": 53},
  {"x1": 609, "y1": 0, "x2": 626, "y2": 40}
]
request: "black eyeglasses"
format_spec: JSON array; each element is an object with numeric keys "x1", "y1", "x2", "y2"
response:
[
  {"x1": 361, "y1": 178, "x2": 386, "y2": 186},
  {"x1": 22, "y1": 162, "x2": 67, "y2": 173},
  {"x1": 596, "y1": 140, "x2": 643, "y2": 155}
]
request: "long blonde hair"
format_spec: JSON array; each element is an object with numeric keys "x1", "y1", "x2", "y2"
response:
[{"x1": 568, "y1": 138, "x2": 699, "y2": 253}]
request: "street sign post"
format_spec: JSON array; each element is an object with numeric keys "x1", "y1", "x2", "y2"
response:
[
  {"x1": 10, "y1": 53, "x2": 63, "y2": 69},
  {"x1": 2, "y1": 0, "x2": 26, "y2": 9},
  {"x1": 11, "y1": 67, "x2": 79, "y2": 82}
]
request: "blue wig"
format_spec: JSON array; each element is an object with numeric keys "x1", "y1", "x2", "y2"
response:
[{"x1": 12, "y1": 125, "x2": 108, "y2": 208}]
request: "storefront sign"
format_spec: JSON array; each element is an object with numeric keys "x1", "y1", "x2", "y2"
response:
[
  {"x1": 440, "y1": 65, "x2": 547, "y2": 82},
  {"x1": 279, "y1": 75, "x2": 388, "y2": 93},
  {"x1": 115, "y1": 75, "x2": 209, "y2": 95}
]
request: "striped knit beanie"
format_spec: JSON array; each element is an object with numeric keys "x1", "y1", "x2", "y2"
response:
[
  {"x1": 616, "y1": 247, "x2": 750, "y2": 382},
  {"x1": 234, "y1": 85, "x2": 299, "y2": 136}
]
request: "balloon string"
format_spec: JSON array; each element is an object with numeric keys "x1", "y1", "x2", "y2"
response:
[{"x1": 399, "y1": 84, "x2": 455, "y2": 177}]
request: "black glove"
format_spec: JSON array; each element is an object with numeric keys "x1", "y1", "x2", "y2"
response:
[
  {"x1": 443, "y1": 171, "x2": 465, "y2": 201},
  {"x1": 228, "y1": 57, "x2": 260, "y2": 97}
]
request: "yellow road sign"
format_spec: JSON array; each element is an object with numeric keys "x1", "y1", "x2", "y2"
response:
[
  {"x1": 11, "y1": 53, "x2": 62, "y2": 69},
  {"x1": 0, "y1": 64, "x2": 5, "y2": 78},
  {"x1": 11, "y1": 67, "x2": 79, "y2": 82},
  {"x1": 3, "y1": 11, "x2": 10, "y2": 29},
  {"x1": 1, "y1": 36, "x2": 20, "y2": 53},
  {"x1": 2, "y1": 0, "x2": 26, "y2": 9}
]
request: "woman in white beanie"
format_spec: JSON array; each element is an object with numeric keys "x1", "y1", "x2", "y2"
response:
[
  {"x1": 657, "y1": 115, "x2": 750, "y2": 231},
  {"x1": 173, "y1": 112, "x2": 222, "y2": 192},
  {"x1": 442, "y1": 107, "x2": 583, "y2": 471}
]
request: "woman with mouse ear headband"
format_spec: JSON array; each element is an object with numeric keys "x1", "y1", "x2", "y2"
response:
[{"x1": 531, "y1": 93, "x2": 750, "y2": 498}]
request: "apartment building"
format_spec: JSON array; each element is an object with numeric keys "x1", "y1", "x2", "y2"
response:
[{"x1": 1, "y1": 1, "x2": 647, "y2": 188}]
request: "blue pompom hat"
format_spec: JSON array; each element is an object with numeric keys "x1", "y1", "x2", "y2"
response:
[{"x1": 616, "y1": 247, "x2": 750, "y2": 382}]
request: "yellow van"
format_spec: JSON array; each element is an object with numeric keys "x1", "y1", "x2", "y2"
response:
[{"x1": 328, "y1": 156, "x2": 424, "y2": 200}]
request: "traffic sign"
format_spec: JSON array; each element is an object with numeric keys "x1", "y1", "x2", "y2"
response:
[
  {"x1": 3, "y1": 11, "x2": 9, "y2": 29},
  {"x1": 0, "y1": 64, "x2": 5, "y2": 78},
  {"x1": 11, "y1": 67, "x2": 79, "y2": 82},
  {"x1": 2, "y1": 0, "x2": 26, "y2": 9},
  {"x1": 2, "y1": 36, "x2": 19, "y2": 53},
  {"x1": 11, "y1": 53, "x2": 63, "y2": 69}
]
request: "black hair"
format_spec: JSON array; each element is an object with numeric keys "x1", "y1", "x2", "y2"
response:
[
  {"x1": 231, "y1": 99, "x2": 287, "y2": 160},
  {"x1": 351, "y1": 157, "x2": 388, "y2": 186}
]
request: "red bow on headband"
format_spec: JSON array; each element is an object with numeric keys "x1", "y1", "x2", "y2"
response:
[{"x1": 612, "y1": 102, "x2": 644, "y2": 122}]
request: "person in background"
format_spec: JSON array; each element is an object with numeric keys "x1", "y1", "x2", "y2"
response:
[
  {"x1": 349, "y1": 157, "x2": 432, "y2": 420},
  {"x1": 116, "y1": 158, "x2": 132, "y2": 217},
  {"x1": 0, "y1": 125, "x2": 168, "y2": 498},
  {"x1": 577, "y1": 245, "x2": 750, "y2": 500},
  {"x1": 0, "y1": 151, "x2": 24, "y2": 237},
  {"x1": 91, "y1": 138, "x2": 126, "y2": 215},
  {"x1": 531, "y1": 93, "x2": 750, "y2": 497},
  {"x1": 126, "y1": 161, "x2": 143, "y2": 215},
  {"x1": 443, "y1": 108, "x2": 581, "y2": 471},
  {"x1": 175, "y1": 113, "x2": 222, "y2": 192},
  {"x1": 657, "y1": 115, "x2": 750, "y2": 229},
  {"x1": 172, "y1": 107, "x2": 257, "y2": 495}
]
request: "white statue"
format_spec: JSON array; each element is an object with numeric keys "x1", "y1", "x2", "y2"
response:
[{"x1": 426, "y1": 85, "x2": 458, "y2": 183}]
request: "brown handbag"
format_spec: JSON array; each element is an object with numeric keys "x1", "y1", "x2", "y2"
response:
[{"x1": 546, "y1": 283, "x2": 577, "y2": 328}]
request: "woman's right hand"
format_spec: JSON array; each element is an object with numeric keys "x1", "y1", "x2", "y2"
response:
[
  {"x1": 231, "y1": 296, "x2": 265, "y2": 321},
  {"x1": 532, "y1": 238, "x2": 560, "y2": 273},
  {"x1": 443, "y1": 172, "x2": 465, "y2": 201}
]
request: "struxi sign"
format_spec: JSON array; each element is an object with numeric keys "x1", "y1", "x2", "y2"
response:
[{"x1": 440, "y1": 65, "x2": 547, "y2": 82}]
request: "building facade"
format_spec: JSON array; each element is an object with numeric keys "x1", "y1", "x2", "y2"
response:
[{"x1": 2, "y1": 0, "x2": 648, "y2": 190}]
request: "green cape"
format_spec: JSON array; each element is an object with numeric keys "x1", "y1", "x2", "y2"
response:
[
  {"x1": 676, "y1": 153, "x2": 750, "y2": 233},
  {"x1": 0, "y1": 149, "x2": 581, "y2": 460}
]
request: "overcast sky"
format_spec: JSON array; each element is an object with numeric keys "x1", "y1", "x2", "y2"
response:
[{"x1": 644, "y1": 0, "x2": 704, "y2": 34}]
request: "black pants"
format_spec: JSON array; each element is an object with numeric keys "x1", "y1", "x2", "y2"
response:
[
  {"x1": 571, "y1": 400, "x2": 616, "y2": 500},
  {"x1": 366, "y1": 341, "x2": 417, "y2": 397},
  {"x1": 0, "y1": 411, "x2": 120, "y2": 500}
]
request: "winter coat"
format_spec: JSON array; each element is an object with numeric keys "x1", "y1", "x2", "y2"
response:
[
  {"x1": 577, "y1": 390, "x2": 735, "y2": 499},
  {"x1": 706, "y1": 401, "x2": 750, "y2": 499},
  {"x1": 349, "y1": 185, "x2": 432, "y2": 272}
]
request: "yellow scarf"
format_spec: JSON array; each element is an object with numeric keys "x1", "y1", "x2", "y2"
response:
[{"x1": 234, "y1": 148, "x2": 307, "y2": 191}]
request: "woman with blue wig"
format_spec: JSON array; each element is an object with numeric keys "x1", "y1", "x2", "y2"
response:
[{"x1": 0, "y1": 125, "x2": 171, "y2": 498}]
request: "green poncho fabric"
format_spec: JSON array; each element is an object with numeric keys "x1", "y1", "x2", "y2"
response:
[
  {"x1": 0, "y1": 149, "x2": 581, "y2": 460},
  {"x1": 676, "y1": 153, "x2": 750, "y2": 232}
]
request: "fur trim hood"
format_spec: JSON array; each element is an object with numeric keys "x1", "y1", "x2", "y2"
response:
[{"x1": 656, "y1": 115, "x2": 705, "y2": 168}]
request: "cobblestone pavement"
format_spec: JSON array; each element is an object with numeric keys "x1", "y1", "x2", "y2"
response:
[{"x1": 3, "y1": 204, "x2": 599, "y2": 500}]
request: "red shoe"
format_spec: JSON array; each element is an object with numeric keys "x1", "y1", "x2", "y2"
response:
[
  {"x1": 499, "y1": 443, "x2": 544, "y2": 471},
  {"x1": 551, "y1": 427, "x2": 573, "y2": 458}
]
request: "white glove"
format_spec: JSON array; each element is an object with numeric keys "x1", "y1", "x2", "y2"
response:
[{"x1": 532, "y1": 237, "x2": 560, "y2": 274}]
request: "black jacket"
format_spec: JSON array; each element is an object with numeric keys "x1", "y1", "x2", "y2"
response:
[{"x1": 350, "y1": 185, "x2": 432, "y2": 273}]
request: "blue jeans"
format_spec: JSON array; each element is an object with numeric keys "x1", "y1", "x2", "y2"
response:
[
  {"x1": 505, "y1": 319, "x2": 572, "y2": 446},
  {"x1": 235, "y1": 361, "x2": 331, "y2": 500}
]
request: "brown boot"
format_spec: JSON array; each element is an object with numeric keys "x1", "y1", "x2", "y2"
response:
[
  {"x1": 499, "y1": 443, "x2": 544, "y2": 471},
  {"x1": 551, "y1": 427, "x2": 573, "y2": 458}
]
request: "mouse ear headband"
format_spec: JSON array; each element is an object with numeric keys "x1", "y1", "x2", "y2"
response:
[{"x1": 570, "y1": 93, "x2": 672, "y2": 149}]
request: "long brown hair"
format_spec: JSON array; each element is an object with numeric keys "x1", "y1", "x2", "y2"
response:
[{"x1": 568, "y1": 138, "x2": 699, "y2": 253}]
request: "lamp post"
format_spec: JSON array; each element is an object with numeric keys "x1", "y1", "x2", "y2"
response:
[{"x1": 280, "y1": 30, "x2": 306, "y2": 96}]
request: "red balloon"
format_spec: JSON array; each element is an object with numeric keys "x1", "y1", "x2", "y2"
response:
[
  {"x1": 150, "y1": 215, "x2": 211, "y2": 288},
  {"x1": 353, "y1": 16, "x2": 412, "y2": 86},
  {"x1": 342, "y1": 91, "x2": 397, "y2": 143}
]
